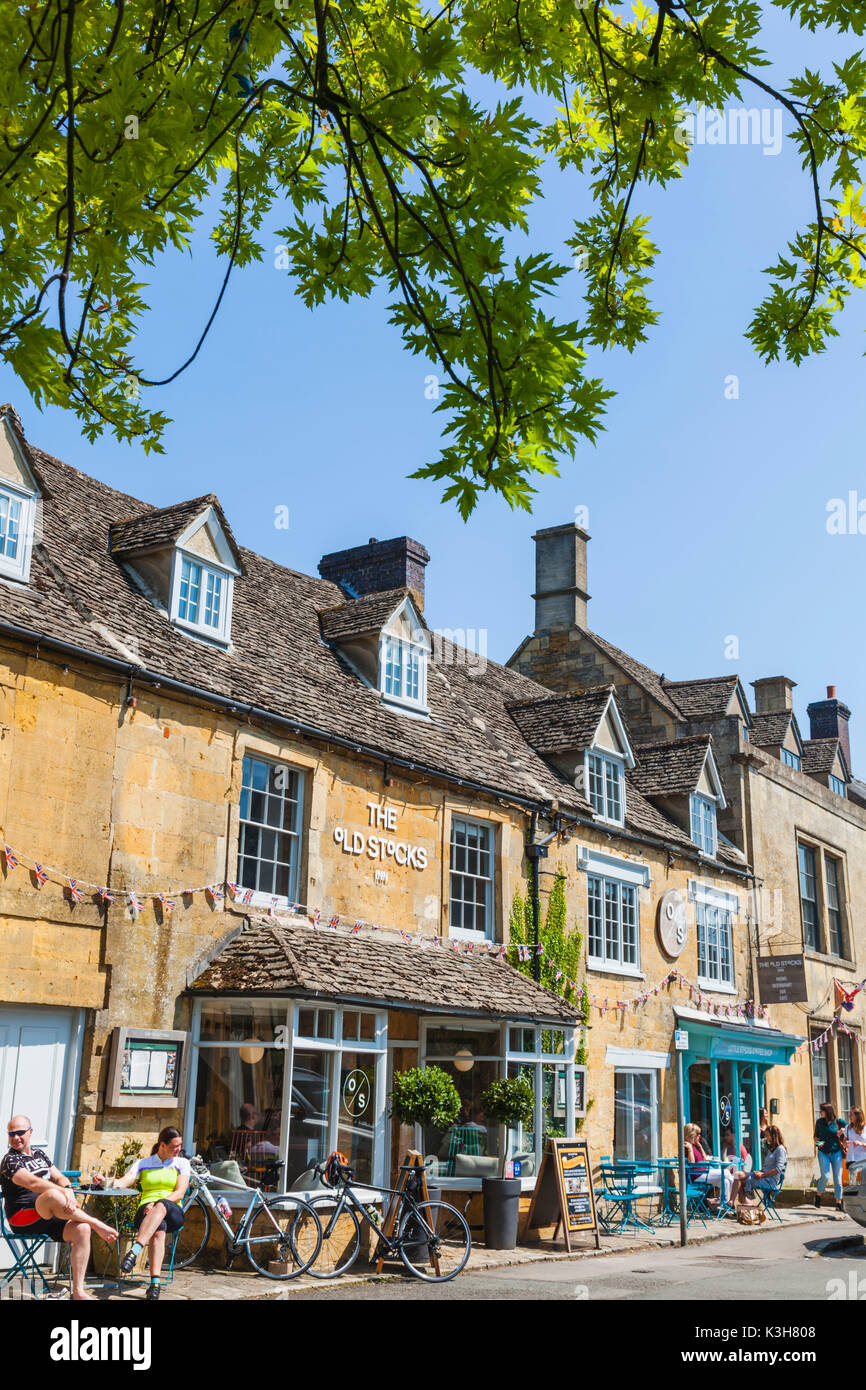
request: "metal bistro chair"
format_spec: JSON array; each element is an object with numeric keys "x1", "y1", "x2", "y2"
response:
[
  {"x1": 755, "y1": 1167, "x2": 786, "y2": 1224},
  {"x1": 683, "y1": 1162, "x2": 716, "y2": 1227},
  {"x1": 597, "y1": 1163, "x2": 655, "y2": 1236},
  {"x1": 2, "y1": 1169, "x2": 85, "y2": 1298}
]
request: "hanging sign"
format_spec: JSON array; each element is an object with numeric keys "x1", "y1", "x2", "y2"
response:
[
  {"x1": 522, "y1": 1138, "x2": 600, "y2": 1253},
  {"x1": 757, "y1": 954, "x2": 808, "y2": 1004}
]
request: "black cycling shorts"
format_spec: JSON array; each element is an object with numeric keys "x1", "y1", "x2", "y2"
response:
[{"x1": 134, "y1": 1199, "x2": 185, "y2": 1234}]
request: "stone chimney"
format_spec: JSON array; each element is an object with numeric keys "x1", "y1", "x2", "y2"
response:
[
  {"x1": 751, "y1": 676, "x2": 797, "y2": 715},
  {"x1": 807, "y1": 686, "x2": 852, "y2": 773},
  {"x1": 532, "y1": 522, "x2": 590, "y2": 632},
  {"x1": 318, "y1": 536, "x2": 430, "y2": 612}
]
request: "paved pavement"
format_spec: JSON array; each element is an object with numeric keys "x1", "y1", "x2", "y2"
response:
[{"x1": 44, "y1": 1201, "x2": 853, "y2": 1301}]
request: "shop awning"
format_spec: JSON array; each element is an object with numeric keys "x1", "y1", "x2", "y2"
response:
[
  {"x1": 187, "y1": 917, "x2": 582, "y2": 1026},
  {"x1": 674, "y1": 1006, "x2": 803, "y2": 1067}
]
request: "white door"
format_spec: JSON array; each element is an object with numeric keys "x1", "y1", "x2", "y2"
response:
[{"x1": 0, "y1": 1006, "x2": 81, "y2": 1268}]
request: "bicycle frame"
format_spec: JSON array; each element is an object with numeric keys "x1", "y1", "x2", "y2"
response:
[
  {"x1": 316, "y1": 1174, "x2": 440, "y2": 1255},
  {"x1": 184, "y1": 1169, "x2": 304, "y2": 1254}
]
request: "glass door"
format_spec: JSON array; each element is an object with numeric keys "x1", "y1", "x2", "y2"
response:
[{"x1": 614, "y1": 1070, "x2": 658, "y2": 1165}]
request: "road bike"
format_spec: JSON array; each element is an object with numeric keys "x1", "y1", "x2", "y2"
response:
[
  {"x1": 172, "y1": 1158, "x2": 322, "y2": 1280},
  {"x1": 306, "y1": 1156, "x2": 471, "y2": 1282}
]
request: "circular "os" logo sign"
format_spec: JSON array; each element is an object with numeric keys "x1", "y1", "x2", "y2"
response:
[{"x1": 342, "y1": 1070, "x2": 371, "y2": 1118}]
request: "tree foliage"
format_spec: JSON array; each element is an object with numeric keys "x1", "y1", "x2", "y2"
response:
[
  {"x1": 389, "y1": 1064, "x2": 461, "y2": 1129},
  {"x1": 2, "y1": 1, "x2": 865, "y2": 511}
]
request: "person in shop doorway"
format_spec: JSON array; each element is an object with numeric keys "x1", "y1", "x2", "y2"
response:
[
  {"x1": 759, "y1": 1108, "x2": 770, "y2": 1162},
  {"x1": 1, "y1": 1114, "x2": 118, "y2": 1301},
  {"x1": 814, "y1": 1101, "x2": 846, "y2": 1211},
  {"x1": 844, "y1": 1108, "x2": 866, "y2": 1187},
  {"x1": 728, "y1": 1126, "x2": 787, "y2": 1210},
  {"x1": 107, "y1": 1125, "x2": 190, "y2": 1300}
]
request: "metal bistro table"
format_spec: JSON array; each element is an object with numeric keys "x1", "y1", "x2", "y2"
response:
[{"x1": 78, "y1": 1186, "x2": 138, "y2": 1289}]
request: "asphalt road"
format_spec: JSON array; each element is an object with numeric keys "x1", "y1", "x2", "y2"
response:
[{"x1": 286, "y1": 1219, "x2": 866, "y2": 1301}]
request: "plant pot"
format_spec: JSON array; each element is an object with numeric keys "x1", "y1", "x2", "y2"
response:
[
  {"x1": 401, "y1": 1186, "x2": 442, "y2": 1263},
  {"x1": 482, "y1": 1176, "x2": 521, "y2": 1250}
]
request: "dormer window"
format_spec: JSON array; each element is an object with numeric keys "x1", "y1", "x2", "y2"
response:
[
  {"x1": 382, "y1": 633, "x2": 423, "y2": 704},
  {"x1": 170, "y1": 548, "x2": 234, "y2": 645},
  {"x1": 0, "y1": 413, "x2": 40, "y2": 585},
  {"x1": 586, "y1": 751, "x2": 625, "y2": 825},
  {"x1": 690, "y1": 793, "x2": 717, "y2": 856},
  {"x1": 781, "y1": 748, "x2": 801, "y2": 770}
]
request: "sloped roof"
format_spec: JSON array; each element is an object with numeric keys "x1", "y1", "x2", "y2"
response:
[
  {"x1": 631, "y1": 736, "x2": 713, "y2": 798},
  {"x1": 750, "y1": 710, "x2": 796, "y2": 748},
  {"x1": 108, "y1": 493, "x2": 244, "y2": 571},
  {"x1": 802, "y1": 738, "x2": 847, "y2": 777},
  {"x1": 507, "y1": 686, "x2": 613, "y2": 755},
  {"x1": 621, "y1": 776, "x2": 744, "y2": 866},
  {"x1": 0, "y1": 432, "x2": 592, "y2": 817},
  {"x1": 579, "y1": 628, "x2": 682, "y2": 719},
  {"x1": 663, "y1": 675, "x2": 740, "y2": 720},
  {"x1": 319, "y1": 588, "x2": 414, "y2": 641},
  {"x1": 190, "y1": 917, "x2": 581, "y2": 1024}
]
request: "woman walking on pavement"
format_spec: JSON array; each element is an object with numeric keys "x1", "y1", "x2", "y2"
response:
[{"x1": 815, "y1": 1101, "x2": 846, "y2": 1211}]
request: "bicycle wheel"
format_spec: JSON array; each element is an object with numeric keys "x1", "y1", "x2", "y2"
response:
[
  {"x1": 304, "y1": 1195, "x2": 362, "y2": 1278},
  {"x1": 398, "y1": 1201, "x2": 471, "y2": 1282},
  {"x1": 243, "y1": 1196, "x2": 322, "y2": 1280},
  {"x1": 172, "y1": 1196, "x2": 211, "y2": 1271}
]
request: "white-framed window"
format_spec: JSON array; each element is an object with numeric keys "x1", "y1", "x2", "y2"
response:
[
  {"x1": 418, "y1": 1018, "x2": 578, "y2": 1189},
  {"x1": 587, "y1": 875, "x2": 639, "y2": 971},
  {"x1": 695, "y1": 898, "x2": 734, "y2": 989},
  {"x1": 614, "y1": 1069, "x2": 659, "y2": 1166},
  {"x1": 170, "y1": 550, "x2": 234, "y2": 644},
  {"x1": 187, "y1": 999, "x2": 387, "y2": 1195},
  {"x1": 690, "y1": 794, "x2": 718, "y2": 856},
  {"x1": 379, "y1": 632, "x2": 427, "y2": 710},
  {"x1": 585, "y1": 751, "x2": 624, "y2": 825},
  {"x1": 781, "y1": 748, "x2": 801, "y2": 770},
  {"x1": 449, "y1": 817, "x2": 494, "y2": 939},
  {"x1": 237, "y1": 754, "x2": 303, "y2": 907},
  {"x1": 0, "y1": 481, "x2": 36, "y2": 583}
]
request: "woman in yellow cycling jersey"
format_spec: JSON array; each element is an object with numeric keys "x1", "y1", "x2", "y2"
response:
[{"x1": 110, "y1": 1125, "x2": 190, "y2": 1300}]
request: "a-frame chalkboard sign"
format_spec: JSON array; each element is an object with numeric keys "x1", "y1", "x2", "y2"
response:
[{"x1": 521, "y1": 1137, "x2": 600, "y2": 1252}]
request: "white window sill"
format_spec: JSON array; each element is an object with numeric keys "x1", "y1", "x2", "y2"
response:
[
  {"x1": 696, "y1": 978, "x2": 738, "y2": 996},
  {"x1": 587, "y1": 960, "x2": 644, "y2": 980},
  {"x1": 449, "y1": 928, "x2": 494, "y2": 943},
  {"x1": 173, "y1": 616, "x2": 230, "y2": 647},
  {"x1": 430, "y1": 1176, "x2": 538, "y2": 1193}
]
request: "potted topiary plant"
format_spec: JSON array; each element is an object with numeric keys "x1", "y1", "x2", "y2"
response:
[
  {"x1": 389, "y1": 1066, "x2": 460, "y2": 1258},
  {"x1": 480, "y1": 1076, "x2": 535, "y2": 1249}
]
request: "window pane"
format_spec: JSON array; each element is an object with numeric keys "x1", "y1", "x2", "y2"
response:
[
  {"x1": 614, "y1": 1070, "x2": 655, "y2": 1163},
  {"x1": 826, "y1": 857, "x2": 844, "y2": 957},
  {"x1": 423, "y1": 1060, "x2": 500, "y2": 1177},
  {"x1": 506, "y1": 1061, "x2": 537, "y2": 1171},
  {"x1": 587, "y1": 877, "x2": 603, "y2": 960},
  {"x1": 193, "y1": 1046, "x2": 284, "y2": 1183},
  {"x1": 297, "y1": 1007, "x2": 335, "y2": 1039},
  {"x1": 238, "y1": 755, "x2": 301, "y2": 900},
  {"x1": 425, "y1": 1025, "x2": 501, "y2": 1058},
  {"x1": 799, "y1": 845, "x2": 820, "y2": 951},
  {"x1": 198, "y1": 1001, "x2": 287, "y2": 1043},
  {"x1": 811, "y1": 1033, "x2": 830, "y2": 1108},
  {"x1": 839, "y1": 1033, "x2": 855, "y2": 1115},
  {"x1": 337, "y1": 1051, "x2": 376, "y2": 1185},
  {"x1": 286, "y1": 1049, "x2": 331, "y2": 1186},
  {"x1": 449, "y1": 818, "x2": 493, "y2": 938}
]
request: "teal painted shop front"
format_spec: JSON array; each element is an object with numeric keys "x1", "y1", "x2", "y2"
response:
[{"x1": 676, "y1": 1008, "x2": 802, "y2": 1163}]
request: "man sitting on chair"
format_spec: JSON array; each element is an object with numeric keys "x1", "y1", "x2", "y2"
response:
[{"x1": 1, "y1": 1114, "x2": 117, "y2": 1301}]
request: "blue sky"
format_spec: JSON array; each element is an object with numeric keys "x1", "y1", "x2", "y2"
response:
[{"x1": 2, "y1": 9, "x2": 866, "y2": 766}]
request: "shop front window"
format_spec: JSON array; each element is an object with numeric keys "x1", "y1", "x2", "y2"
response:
[
  {"x1": 190, "y1": 1001, "x2": 386, "y2": 1194},
  {"x1": 614, "y1": 1070, "x2": 657, "y2": 1163},
  {"x1": 838, "y1": 1033, "x2": 855, "y2": 1115},
  {"x1": 421, "y1": 1021, "x2": 577, "y2": 1185},
  {"x1": 812, "y1": 1032, "x2": 831, "y2": 1108}
]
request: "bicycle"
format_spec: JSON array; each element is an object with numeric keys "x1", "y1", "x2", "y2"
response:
[
  {"x1": 172, "y1": 1158, "x2": 322, "y2": 1280},
  {"x1": 306, "y1": 1155, "x2": 471, "y2": 1283}
]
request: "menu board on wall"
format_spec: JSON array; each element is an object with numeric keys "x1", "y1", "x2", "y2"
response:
[
  {"x1": 522, "y1": 1138, "x2": 600, "y2": 1253},
  {"x1": 106, "y1": 1027, "x2": 188, "y2": 1110}
]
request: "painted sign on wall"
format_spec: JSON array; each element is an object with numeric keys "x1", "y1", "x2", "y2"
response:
[{"x1": 333, "y1": 802, "x2": 429, "y2": 869}]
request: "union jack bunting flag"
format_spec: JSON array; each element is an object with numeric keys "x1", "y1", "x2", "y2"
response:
[
  {"x1": 67, "y1": 879, "x2": 84, "y2": 903},
  {"x1": 537, "y1": 944, "x2": 545, "y2": 956},
  {"x1": 268, "y1": 897, "x2": 279, "y2": 917},
  {"x1": 311, "y1": 909, "x2": 320, "y2": 927},
  {"x1": 450, "y1": 939, "x2": 460, "y2": 951},
  {"x1": 328, "y1": 915, "x2": 339, "y2": 930},
  {"x1": 292, "y1": 903, "x2": 301, "y2": 914},
  {"x1": 207, "y1": 885, "x2": 224, "y2": 902},
  {"x1": 554, "y1": 967, "x2": 563, "y2": 981},
  {"x1": 32, "y1": 863, "x2": 48, "y2": 885},
  {"x1": 127, "y1": 892, "x2": 143, "y2": 915},
  {"x1": 98, "y1": 886, "x2": 115, "y2": 904},
  {"x1": 517, "y1": 944, "x2": 530, "y2": 962},
  {"x1": 242, "y1": 888, "x2": 254, "y2": 905},
  {"x1": 3, "y1": 844, "x2": 18, "y2": 868},
  {"x1": 227, "y1": 882, "x2": 241, "y2": 898},
  {"x1": 350, "y1": 922, "x2": 361, "y2": 935},
  {"x1": 157, "y1": 895, "x2": 175, "y2": 914},
  {"x1": 464, "y1": 942, "x2": 473, "y2": 954},
  {"x1": 496, "y1": 945, "x2": 506, "y2": 960},
  {"x1": 399, "y1": 930, "x2": 411, "y2": 944}
]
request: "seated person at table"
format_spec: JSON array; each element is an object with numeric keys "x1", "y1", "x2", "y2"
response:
[
  {"x1": 1, "y1": 1113, "x2": 117, "y2": 1301},
  {"x1": 683, "y1": 1123, "x2": 708, "y2": 1166},
  {"x1": 722, "y1": 1127, "x2": 749, "y2": 1164},
  {"x1": 728, "y1": 1126, "x2": 787, "y2": 1209},
  {"x1": 110, "y1": 1125, "x2": 190, "y2": 1301},
  {"x1": 684, "y1": 1123, "x2": 733, "y2": 1205}
]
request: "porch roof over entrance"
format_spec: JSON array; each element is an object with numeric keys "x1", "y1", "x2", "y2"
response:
[
  {"x1": 188, "y1": 917, "x2": 582, "y2": 1026},
  {"x1": 674, "y1": 1005, "x2": 803, "y2": 1066}
]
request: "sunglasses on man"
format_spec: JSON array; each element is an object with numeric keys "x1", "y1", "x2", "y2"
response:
[{"x1": 7, "y1": 1128, "x2": 31, "y2": 1138}]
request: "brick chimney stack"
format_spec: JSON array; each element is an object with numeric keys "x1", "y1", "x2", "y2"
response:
[
  {"x1": 318, "y1": 536, "x2": 430, "y2": 612},
  {"x1": 807, "y1": 686, "x2": 852, "y2": 773},
  {"x1": 532, "y1": 522, "x2": 590, "y2": 632},
  {"x1": 751, "y1": 676, "x2": 797, "y2": 714}
]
